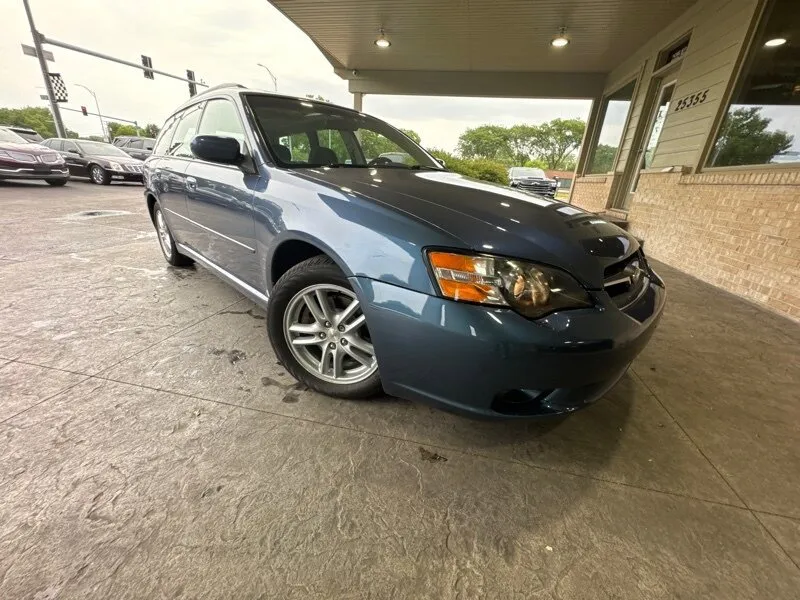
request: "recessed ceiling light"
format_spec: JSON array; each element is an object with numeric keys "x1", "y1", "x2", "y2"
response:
[
  {"x1": 375, "y1": 28, "x2": 391, "y2": 48},
  {"x1": 764, "y1": 37, "x2": 787, "y2": 47},
  {"x1": 551, "y1": 27, "x2": 569, "y2": 48}
]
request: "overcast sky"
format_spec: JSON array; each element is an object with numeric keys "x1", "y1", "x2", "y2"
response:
[{"x1": 0, "y1": 0, "x2": 593, "y2": 151}]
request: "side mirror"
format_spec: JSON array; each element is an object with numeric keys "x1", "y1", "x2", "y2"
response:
[
  {"x1": 190, "y1": 135, "x2": 242, "y2": 165},
  {"x1": 435, "y1": 157, "x2": 446, "y2": 167}
]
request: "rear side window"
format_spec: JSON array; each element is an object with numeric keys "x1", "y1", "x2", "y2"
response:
[
  {"x1": 197, "y1": 99, "x2": 246, "y2": 152},
  {"x1": 169, "y1": 103, "x2": 204, "y2": 158},
  {"x1": 153, "y1": 117, "x2": 179, "y2": 156}
]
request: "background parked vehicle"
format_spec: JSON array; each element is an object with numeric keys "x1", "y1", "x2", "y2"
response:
[
  {"x1": 2, "y1": 125, "x2": 44, "y2": 144},
  {"x1": 113, "y1": 136, "x2": 156, "y2": 160},
  {"x1": 508, "y1": 166, "x2": 558, "y2": 197},
  {"x1": 42, "y1": 138, "x2": 144, "y2": 184},
  {"x1": 0, "y1": 127, "x2": 69, "y2": 186}
]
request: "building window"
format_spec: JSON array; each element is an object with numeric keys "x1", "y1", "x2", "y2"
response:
[
  {"x1": 708, "y1": 0, "x2": 799, "y2": 167},
  {"x1": 587, "y1": 80, "x2": 636, "y2": 174}
]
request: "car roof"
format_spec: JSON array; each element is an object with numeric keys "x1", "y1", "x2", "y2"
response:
[{"x1": 168, "y1": 83, "x2": 362, "y2": 117}]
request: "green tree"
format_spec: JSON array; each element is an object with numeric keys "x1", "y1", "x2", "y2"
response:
[
  {"x1": 710, "y1": 107, "x2": 793, "y2": 167},
  {"x1": 0, "y1": 106, "x2": 77, "y2": 139},
  {"x1": 400, "y1": 128, "x2": 421, "y2": 144},
  {"x1": 457, "y1": 125, "x2": 511, "y2": 161},
  {"x1": 143, "y1": 123, "x2": 161, "y2": 138},
  {"x1": 506, "y1": 124, "x2": 538, "y2": 165},
  {"x1": 588, "y1": 144, "x2": 617, "y2": 174},
  {"x1": 106, "y1": 122, "x2": 138, "y2": 139},
  {"x1": 428, "y1": 148, "x2": 509, "y2": 185},
  {"x1": 529, "y1": 118, "x2": 585, "y2": 169}
]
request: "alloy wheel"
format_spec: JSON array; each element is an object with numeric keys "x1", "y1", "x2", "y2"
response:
[
  {"x1": 283, "y1": 284, "x2": 377, "y2": 384},
  {"x1": 155, "y1": 209, "x2": 173, "y2": 260},
  {"x1": 91, "y1": 166, "x2": 104, "y2": 184}
]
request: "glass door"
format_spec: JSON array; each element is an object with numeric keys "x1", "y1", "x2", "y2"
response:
[{"x1": 626, "y1": 80, "x2": 675, "y2": 202}]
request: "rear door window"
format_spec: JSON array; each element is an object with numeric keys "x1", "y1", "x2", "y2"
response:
[
  {"x1": 153, "y1": 117, "x2": 179, "y2": 156},
  {"x1": 168, "y1": 103, "x2": 204, "y2": 159}
]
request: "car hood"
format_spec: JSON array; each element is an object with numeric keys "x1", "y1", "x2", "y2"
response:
[
  {"x1": 0, "y1": 141, "x2": 53, "y2": 155},
  {"x1": 94, "y1": 154, "x2": 143, "y2": 164},
  {"x1": 294, "y1": 168, "x2": 638, "y2": 289}
]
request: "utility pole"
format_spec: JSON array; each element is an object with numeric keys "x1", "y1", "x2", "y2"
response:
[
  {"x1": 22, "y1": 0, "x2": 65, "y2": 137},
  {"x1": 75, "y1": 83, "x2": 106, "y2": 141}
]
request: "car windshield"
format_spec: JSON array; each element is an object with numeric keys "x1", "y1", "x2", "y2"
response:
[
  {"x1": 76, "y1": 141, "x2": 130, "y2": 157},
  {"x1": 511, "y1": 167, "x2": 546, "y2": 178},
  {"x1": 0, "y1": 128, "x2": 28, "y2": 143},
  {"x1": 245, "y1": 94, "x2": 442, "y2": 170}
]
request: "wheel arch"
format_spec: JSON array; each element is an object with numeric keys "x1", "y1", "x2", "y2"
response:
[{"x1": 267, "y1": 232, "x2": 353, "y2": 293}]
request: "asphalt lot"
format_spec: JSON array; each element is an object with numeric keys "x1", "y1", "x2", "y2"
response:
[{"x1": 1, "y1": 180, "x2": 799, "y2": 599}]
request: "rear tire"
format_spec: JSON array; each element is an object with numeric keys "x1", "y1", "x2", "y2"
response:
[
  {"x1": 267, "y1": 256, "x2": 382, "y2": 399},
  {"x1": 45, "y1": 179, "x2": 68, "y2": 186},
  {"x1": 90, "y1": 164, "x2": 110, "y2": 185},
  {"x1": 152, "y1": 201, "x2": 193, "y2": 267}
]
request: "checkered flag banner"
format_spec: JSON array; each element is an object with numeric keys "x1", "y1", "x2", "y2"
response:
[{"x1": 48, "y1": 73, "x2": 68, "y2": 103}]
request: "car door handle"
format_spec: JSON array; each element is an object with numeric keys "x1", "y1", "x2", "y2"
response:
[{"x1": 186, "y1": 176, "x2": 197, "y2": 191}]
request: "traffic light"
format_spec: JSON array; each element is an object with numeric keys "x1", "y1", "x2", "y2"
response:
[
  {"x1": 141, "y1": 55, "x2": 154, "y2": 80},
  {"x1": 187, "y1": 70, "x2": 197, "y2": 97},
  {"x1": 81, "y1": 106, "x2": 88, "y2": 116}
]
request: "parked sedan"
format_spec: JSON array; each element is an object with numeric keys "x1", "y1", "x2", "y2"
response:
[
  {"x1": 41, "y1": 138, "x2": 144, "y2": 184},
  {"x1": 144, "y1": 85, "x2": 665, "y2": 419},
  {"x1": 0, "y1": 127, "x2": 69, "y2": 185}
]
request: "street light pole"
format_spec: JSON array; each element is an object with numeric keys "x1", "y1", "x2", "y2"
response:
[
  {"x1": 256, "y1": 63, "x2": 278, "y2": 91},
  {"x1": 75, "y1": 83, "x2": 106, "y2": 142},
  {"x1": 22, "y1": 0, "x2": 66, "y2": 137}
]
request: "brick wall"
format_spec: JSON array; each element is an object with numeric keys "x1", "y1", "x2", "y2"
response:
[
  {"x1": 570, "y1": 175, "x2": 615, "y2": 213},
  {"x1": 628, "y1": 169, "x2": 800, "y2": 321}
]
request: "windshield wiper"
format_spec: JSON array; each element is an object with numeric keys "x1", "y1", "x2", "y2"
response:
[
  {"x1": 409, "y1": 165, "x2": 442, "y2": 171},
  {"x1": 321, "y1": 163, "x2": 370, "y2": 168}
]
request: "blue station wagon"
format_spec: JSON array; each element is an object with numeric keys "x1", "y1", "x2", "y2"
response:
[{"x1": 144, "y1": 84, "x2": 665, "y2": 418}]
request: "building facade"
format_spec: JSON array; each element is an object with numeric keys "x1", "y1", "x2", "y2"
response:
[{"x1": 570, "y1": 0, "x2": 799, "y2": 320}]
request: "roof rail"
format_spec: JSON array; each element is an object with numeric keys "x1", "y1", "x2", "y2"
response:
[{"x1": 196, "y1": 83, "x2": 247, "y2": 96}]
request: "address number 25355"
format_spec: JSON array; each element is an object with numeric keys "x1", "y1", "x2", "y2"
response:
[{"x1": 674, "y1": 89, "x2": 709, "y2": 112}]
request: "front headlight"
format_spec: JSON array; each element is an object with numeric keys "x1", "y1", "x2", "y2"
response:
[
  {"x1": 428, "y1": 250, "x2": 592, "y2": 318},
  {"x1": 108, "y1": 161, "x2": 123, "y2": 171}
]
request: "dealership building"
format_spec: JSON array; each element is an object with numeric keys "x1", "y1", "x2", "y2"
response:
[{"x1": 273, "y1": 0, "x2": 799, "y2": 320}]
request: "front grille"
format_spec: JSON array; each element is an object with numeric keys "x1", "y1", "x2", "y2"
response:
[
  {"x1": 517, "y1": 180, "x2": 553, "y2": 194},
  {"x1": 125, "y1": 164, "x2": 143, "y2": 173},
  {"x1": 40, "y1": 153, "x2": 62, "y2": 164},
  {"x1": 603, "y1": 251, "x2": 649, "y2": 309}
]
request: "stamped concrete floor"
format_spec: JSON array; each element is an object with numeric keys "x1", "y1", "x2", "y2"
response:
[{"x1": 1, "y1": 181, "x2": 799, "y2": 599}]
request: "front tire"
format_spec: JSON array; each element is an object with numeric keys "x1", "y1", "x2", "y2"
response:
[
  {"x1": 267, "y1": 256, "x2": 382, "y2": 399},
  {"x1": 45, "y1": 179, "x2": 68, "y2": 186},
  {"x1": 152, "y1": 202, "x2": 193, "y2": 267},
  {"x1": 90, "y1": 165, "x2": 110, "y2": 185}
]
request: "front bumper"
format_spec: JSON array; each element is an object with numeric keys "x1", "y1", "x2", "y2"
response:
[
  {"x1": 0, "y1": 165, "x2": 69, "y2": 180},
  {"x1": 351, "y1": 273, "x2": 665, "y2": 419},
  {"x1": 110, "y1": 170, "x2": 144, "y2": 183}
]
